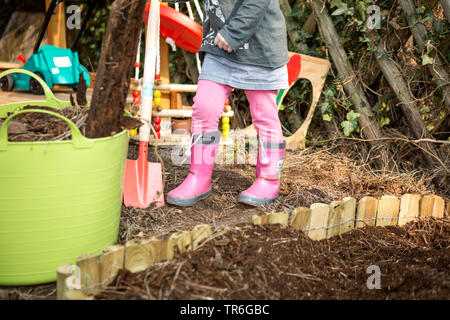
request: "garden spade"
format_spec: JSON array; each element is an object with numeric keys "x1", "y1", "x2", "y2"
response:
[{"x1": 123, "y1": 0, "x2": 164, "y2": 208}]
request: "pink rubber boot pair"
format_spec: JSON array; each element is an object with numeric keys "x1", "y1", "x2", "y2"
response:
[{"x1": 167, "y1": 80, "x2": 285, "y2": 207}]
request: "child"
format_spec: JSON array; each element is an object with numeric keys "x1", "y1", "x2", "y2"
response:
[{"x1": 167, "y1": 0, "x2": 290, "y2": 206}]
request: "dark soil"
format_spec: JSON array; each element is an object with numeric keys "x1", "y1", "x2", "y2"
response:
[{"x1": 96, "y1": 218, "x2": 449, "y2": 300}]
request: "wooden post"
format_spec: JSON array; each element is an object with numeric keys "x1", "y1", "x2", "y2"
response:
[
  {"x1": 268, "y1": 211, "x2": 289, "y2": 226},
  {"x1": 86, "y1": 0, "x2": 147, "y2": 138},
  {"x1": 252, "y1": 214, "x2": 271, "y2": 225},
  {"x1": 56, "y1": 263, "x2": 73, "y2": 300},
  {"x1": 306, "y1": 203, "x2": 330, "y2": 240},
  {"x1": 432, "y1": 195, "x2": 445, "y2": 218},
  {"x1": 191, "y1": 224, "x2": 212, "y2": 250},
  {"x1": 124, "y1": 239, "x2": 156, "y2": 273},
  {"x1": 290, "y1": 207, "x2": 312, "y2": 231},
  {"x1": 399, "y1": 194, "x2": 421, "y2": 226},
  {"x1": 356, "y1": 197, "x2": 378, "y2": 228},
  {"x1": 341, "y1": 197, "x2": 357, "y2": 233},
  {"x1": 99, "y1": 245, "x2": 124, "y2": 288},
  {"x1": 148, "y1": 238, "x2": 174, "y2": 262},
  {"x1": 326, "y1": 201, "x2": 344, "y2": 239},
  {"x1": 76, "y1": 253, "x2": 100, "y2": 295},
  {"x1": 45, "y1": 0, "x2": 67, "y2": 48},
  {"x1": 169, "y1": 231, "x2": 193, "y2": 254},
  {"x1": 420, "y1": 194, "x2": 436, "y2": 218},
  {"x1": 376, "y1": 195, "x2": 400, "y2": 226}
]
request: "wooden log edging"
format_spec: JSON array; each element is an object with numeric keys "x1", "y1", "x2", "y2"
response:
[
  {"x1": 253, "y1": 194, "x2": 448, "y2": 236},
  {"x1": 57, "y1": 194, "x2": 448, "y2": 300}
]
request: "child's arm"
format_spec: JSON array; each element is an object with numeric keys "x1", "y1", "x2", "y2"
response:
[{"x1": 218, "y1": 0, "x2": 271, "y2": 51}]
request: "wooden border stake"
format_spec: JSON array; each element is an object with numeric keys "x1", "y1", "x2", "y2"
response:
[
  {"x1": 341, "y1": 197, "x2": 357, "y2": 233},
  {"x1": 376, "y1": 195, "x2": 400, "y2": 226},
  {"x1": 356, "y1": 197, "x2": 378, "y2": 228},
  {"x1": 307, "y1": 203, "x2": 330, "y2": 240},
  {"x1": 124, "y1": 239, "x2": 156, "y2": 273},
  {"x1": 290, "y1": 207, "x2": 311, "y2": 231},
  {"x1": 399, "y1": 194, "x2": 421, "y2": 226}
]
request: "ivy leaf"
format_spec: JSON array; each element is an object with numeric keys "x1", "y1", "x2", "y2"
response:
[
  {"x1": 346, "y1": 110, "x2": 360, "y2": 122},
  {"x1": 323, "y1": 113, "x2": 332, "y2": 122},
  {"x1": 332, "y1": 3, "x2": 348, "y2": 16},
  {"x1": 379, "y1": 116, "x2": 390, "y2": 128},
  {"x1": 422, "y1": 54, "x2": 434, "y2": 65},
  {"x1": 341, "y1": 121, "x2": 355, "y2": 136}
]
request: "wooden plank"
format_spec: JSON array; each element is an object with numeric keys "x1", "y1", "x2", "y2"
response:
[
  {"x1": 269, "y1": 211, "x2": 289, "y2": 226},
  {"x1": 399, "y1": 194, "x2": 421, "y2": 226},
  {"x1": 45, "y1": 0, "x2": 67, "y2": 48},
  {"x1": 252, "y1": 214, "x2": 271, "y2": 225},
  {"x1": 63, "y1": 276, "x2": 93, "y2": 300},
  {"x1": 341, "y1": 197, "x2": 357, "y2": 233},
  {"x1": 290, "y1": 207, "x2": 311, "y2": 231},
  {"x1": 124, "y1": 239, "x2": 156, "y2": 273},
  {"x1": 306, "y1": 203, "x2": 330, "y2": 241},
  {"x1": 170, "y1": 92, "x2": 183, "y2": 109},
  {"x1": 159, "y1": 36, "x2": 171, "y2": 109},
  {"x1": 326, "y1": 201, "x2": 344, "y2": 239},
  {"x1": 169, "y1": 231, "x2": 192, "y2": 255},
  {"x1": 99, "y1": 245, "x2": 124, "y2": 288},
  {"x1": 76, "y1": 253, "x2": 100, "y2": 294},
  {"x1": 419, "y1": 195, "x2": 435, "y2": 218},
  {"x1": 148, "y1": 238, "x2": 174, "y2": 262},
  {"x1": 56, "y1": 264, "x2": 73, "y2": 300},
  {"x1": 376, "y1": 195, "x2": 400, "y2": 226},
  {"x1": 191, "y1": 224, "x2": 213, "y2": 250},
  {"x1": 432, "y1": 195, "x2": 445, "y2": 218},
  {"x1": 356, "y1": 197, "x2": 378, "y2": 228}
]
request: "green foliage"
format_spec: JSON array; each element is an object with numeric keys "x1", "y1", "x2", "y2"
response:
[{"x1": 340, "y1": 110, "x2": 360, "y2": 136}]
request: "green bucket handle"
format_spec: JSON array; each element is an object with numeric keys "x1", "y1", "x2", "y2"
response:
[
  {"x1": 0, "y1": 109, "x2": 94, "y2": 151},
  {"x1": 0, "y1": 69, "x2": 67, "y2": 110}
]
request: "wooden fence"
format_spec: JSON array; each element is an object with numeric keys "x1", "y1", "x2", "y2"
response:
[{"x1": 57, "y1": 193, "x2": 448, "y2": 300}]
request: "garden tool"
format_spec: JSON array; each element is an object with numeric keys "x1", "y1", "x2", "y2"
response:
[{"x1": 123, "y1": 0, "x2": 164, "y2": 208}]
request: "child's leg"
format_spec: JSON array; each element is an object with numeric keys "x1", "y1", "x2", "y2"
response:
[
  {"x1": 191, "y1": 79, "x2": 233, "y2": 134},
  {"x1": 244, "y1": 90, "x2": 284, "y2": 143},
  {"x1": 167, "y1": 79, "x2": 232, "y2": 206},
  {"x1": 239, "y1": 90, "x2": 286, "y2": 206}
]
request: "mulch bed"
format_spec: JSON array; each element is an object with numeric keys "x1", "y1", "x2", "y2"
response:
[{"x1": 96, "y1": 218, "x2": 449, "y2": 300}]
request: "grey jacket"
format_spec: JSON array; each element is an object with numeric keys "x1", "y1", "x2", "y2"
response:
[{"x1": 171, "y1": 0, "x2": 290, "y2": 69}]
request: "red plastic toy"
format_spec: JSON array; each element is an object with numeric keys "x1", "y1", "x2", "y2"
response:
[{"x1": 144, "y1": 2, "x2": 202, "y2": 53}]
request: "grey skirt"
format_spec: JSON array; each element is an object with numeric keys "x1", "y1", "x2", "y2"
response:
[{"x1": 198, "y1": 53, "x2": 289, "y2": 90}]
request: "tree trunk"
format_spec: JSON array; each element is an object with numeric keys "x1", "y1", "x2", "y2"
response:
[
  {"x1": 400, "y1": 0, "x2": 450, "y2": 110},
  {"x1": 373, "y1": 33, "x2": 439, "y2": 167},
  {"x1": 362, "y1": 28, "x2": 411, "y2": 87},
  {"x1": 309, "y1": 0, "x2": 391, "y2": 167},
  {"x1": 440, "y1": 0, "x2": 450, "y2": 23},
  {"x1": 279, "y1": 0, "x2": 316, "y2": 53},
  {"x1": 86, "y1": 0, "x2": 147, "y2": 138}
]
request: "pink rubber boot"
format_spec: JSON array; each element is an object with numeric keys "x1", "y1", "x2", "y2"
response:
[
  {"x1": 238, "y1": 90, "x2": 285, "y2": 206},
  {"x1": 238, "y1": 139, "x2": 286, "y2": 206},
  {"x1": 167, "y1": 131, "x2": 221, "y2": 206}
]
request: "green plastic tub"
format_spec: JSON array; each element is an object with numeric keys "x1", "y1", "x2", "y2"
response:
[{"x1": 0, "y1": 70, "x2": 129, "y2": 286}]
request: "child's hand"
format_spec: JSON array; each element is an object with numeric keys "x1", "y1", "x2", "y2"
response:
[{"x1": 214, "y1": 33, "x2": 233, "y2": 53}]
